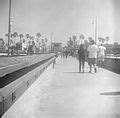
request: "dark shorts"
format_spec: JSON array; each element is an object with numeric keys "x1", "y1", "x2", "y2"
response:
[{"x1": 88, "y1": 58, "x2": 97, "y2": 65}]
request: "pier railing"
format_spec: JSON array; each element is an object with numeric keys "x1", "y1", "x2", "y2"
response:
[{"x1": 0, "y1": 53, "x2": 56, "y2": 117}]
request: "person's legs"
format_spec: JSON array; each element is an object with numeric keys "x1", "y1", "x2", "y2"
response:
[
  {"x1": 101, "y1": 56, "x2": 104, "y2": 67},
  {"x1": 99, "y1": 60, "x2": 101, "y2": 68},
  {"x1": 99, "y1": 55, "x2": 104, "y2": 68},
  {"x1": 79, "y1": 60, "x2": 82, "y2": 73},
  {"x1": 99, "y1": 56, "x2": 102, "y2": 68},
  {"x1": 89, "y1": 58, "x2": 92, "y2": 73},
  {"x1": 82, "y1": 60, "x2": 85, "y2": 73},
  {"x1": 93, "y1": 58, "x2": 97, "y2": 73},
  {"x1": 98, "y1": 60, "x2": 100, "y2": 68},
  {"x1": 101, "y1": 61, "x2": 104, "y2": 67},
  {"x1": 97, "y1": 58, "x2": 100, "y2": 68},
  {"x1": 65, "y1": 54, "x2": 67, "y2": 58}
]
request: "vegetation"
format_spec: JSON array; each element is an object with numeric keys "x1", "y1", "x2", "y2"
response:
[{"x1": 2, "y1": 32, "x2": 50, "y2": 55}]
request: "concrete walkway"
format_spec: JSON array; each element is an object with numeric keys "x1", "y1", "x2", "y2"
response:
[{"x1": 2, "y1": 56, "x2": 120, "y2": 118}]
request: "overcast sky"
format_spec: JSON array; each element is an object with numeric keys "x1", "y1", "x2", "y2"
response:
[{"x1": 0, "y1": 0, "x2": 118, "y2": 45}]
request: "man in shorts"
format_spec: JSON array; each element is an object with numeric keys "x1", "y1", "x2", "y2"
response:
[
  {"x1": 87, "y1": 40, "x2": 99, "y2": 73},
  {"x1": 98, "y1": 44, "x2": 106, "y2": 67}
]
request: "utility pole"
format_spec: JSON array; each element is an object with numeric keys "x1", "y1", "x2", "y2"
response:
[
  {"x1": 50, "y1": 32, "x2": 53, "y2": 52},
  {"x1": 8, "y1": 0, "x2": 12, "y2": 56},
  {"x1": 94, "y1": 17, "x2": 97, "y2": 43}
]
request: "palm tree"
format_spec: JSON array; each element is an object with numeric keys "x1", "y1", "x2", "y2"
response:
[
  {"x1": 72, "y1": 35, "x2": 77, "y2": 41},
  {"x1": 13, "y1": 32, "x2": 18, "y2": 37},
  {"x1": 36, "y1": 32, "x2": 41, "y2": 38},
  {"x1": 41, "y1": 38, "x2": 44, "y2": 43},
  {"x1": 44, "y1": 38, "x2": 48, "y2": 42},
  {"x1": 36, "y1": 33, "x2": 41, "y2": 47},
  {"x1": 84, "y1": 40, "x2": 89, "y2": 47},
  {"x1": 72, "y1": 35, "x2": 77, "y2": 48},
  {"x1": 26, "y1": 34, "x2": 29, "y2": 39},
  {"x1": 36, "y1": 33, "x2": 41, "y2": 42},
  {"x1": 98, "y1": 37, "x2": 102, "y2": 42},
  {"x1": 31, "y1": 36, "x2": 34, "y2": 40},
  {"x1": 26, "y1": 34, "x2": 30, "y2": 43},
  {"x1": 70, "y1": 39, "x2": 74, "y2": 46},
  {"x1": 88, "y1": 37, "x2": 93, "y2": 43},
  {"x1": 44, "y1": 38, "x2": 48, "y2": 52},
  {"x1": 101, "y1": 38, "x2": 105, "y2": 44},
  {"x1": 5, "y1": 33, "x2": 9, "y2": 45},
  {"x1": 79, "y1": 34, "x2": 85, "y2": 39},
  {"x1": 98, "y1": 37, "x2": 103, "y2": 45},
  {"x1": 105, "y1": 36, "x2": 110, "y2": 43},
  {"x1": 6, "y1": 33, "x2": 13, "y2": 38},
  {"x1": 5, "y1": 33, "x2": 13, "y2": 46},
  {"x1": 67, "y1": 38, "x2": 73, "y2": 47},
  {"x1": 79, "y1": 34, "x2": 85, "y2": 44},
  {"x1": 68, "y1": 37, "x2": 74, "y2": 47},
  {"x1": 40, "y1": 38, "x2": 44, "y2": 52},
  {"x1": 69, "y1": 37, "x2": 72, "y2": 40}
]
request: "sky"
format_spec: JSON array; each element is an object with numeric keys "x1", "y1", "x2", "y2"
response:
[
  {"x1": 0, "y1": 0, "x2": 118, "y2": 45},
  {"x1": 113, "y1": 0, "x2": 120, "y2": 43}
]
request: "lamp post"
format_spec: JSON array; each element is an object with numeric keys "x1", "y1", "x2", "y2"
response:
[
  {"x1": 50, "y1": 32, "x2": 53, "y2": 52},
  {"x1": 8, "y1": 0, "x2": 12, "y2": 56},
  {"x1": 92, "y1": 17, "x2": 97, "y2": 43},
  {"x1": 95, "y1": 17, "x2": 97, "y2": 43}
]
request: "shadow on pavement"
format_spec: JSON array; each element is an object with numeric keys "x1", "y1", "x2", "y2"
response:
[{"x1": 100, "y1": 91, "x2": 120, "y2": 96}]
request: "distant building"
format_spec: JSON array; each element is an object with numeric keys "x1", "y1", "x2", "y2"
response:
[{"x1": 51, "y1": 42, "x2": 62, "y2": 52}]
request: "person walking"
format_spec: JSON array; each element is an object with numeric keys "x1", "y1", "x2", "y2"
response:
[
  {"x1": 22, "y1": 39, "x2": 27, "y2": 53},
  {"x1": 65, "y1": 49, "x2": 69, "y2": 59},
  {"x1": 78, "y1": 44, "x2": 86, "y2": 73},
  {"x1": 87, "y1": 40, "x2": 99, "y2": 73},
  {"x1": 98, "y1": 44, "x2": 106, "y2": 68}
]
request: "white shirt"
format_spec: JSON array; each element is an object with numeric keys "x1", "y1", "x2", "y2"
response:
[
  {"x1": 35, "y1": 41, "x2": 40, "y2": 48},
  {"x1": 22, "y1": 42, "x2": 27, "y2": 50},
  {"x1": 87, "y1": 44, "x2": 99, "y2": 58},
  {"x1": 99, "y1": 45, "x2": 106, "y2": 56}
]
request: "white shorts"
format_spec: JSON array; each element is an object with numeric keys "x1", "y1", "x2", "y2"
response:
[{"x1": 98, "y1": 55, "x2": 105, "y2": 61}]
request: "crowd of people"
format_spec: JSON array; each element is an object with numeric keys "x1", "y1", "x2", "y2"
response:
[
  {"x1": 77, "y1": 40, "x2": 106, "y2": 73},
  {"x1": 7, "y1": 34, "x2": 106, "y2": 73},
  {"x1": 8, "y1": 37, "x2": 47, "y2": 55},
  {"x1": 61, "y1": 39, "x2": 106, "y2": 74}
]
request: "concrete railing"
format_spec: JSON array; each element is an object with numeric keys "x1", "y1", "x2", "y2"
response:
[
  {"x1": 0, "y1": 53, "x2": 55, "y2": 77},
  {"x1": 0, "y1": 55, "x2": 56, "y2": 117},
  {"x1": 103, "y1": 56, "x2": 120, "y2": 73}
]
